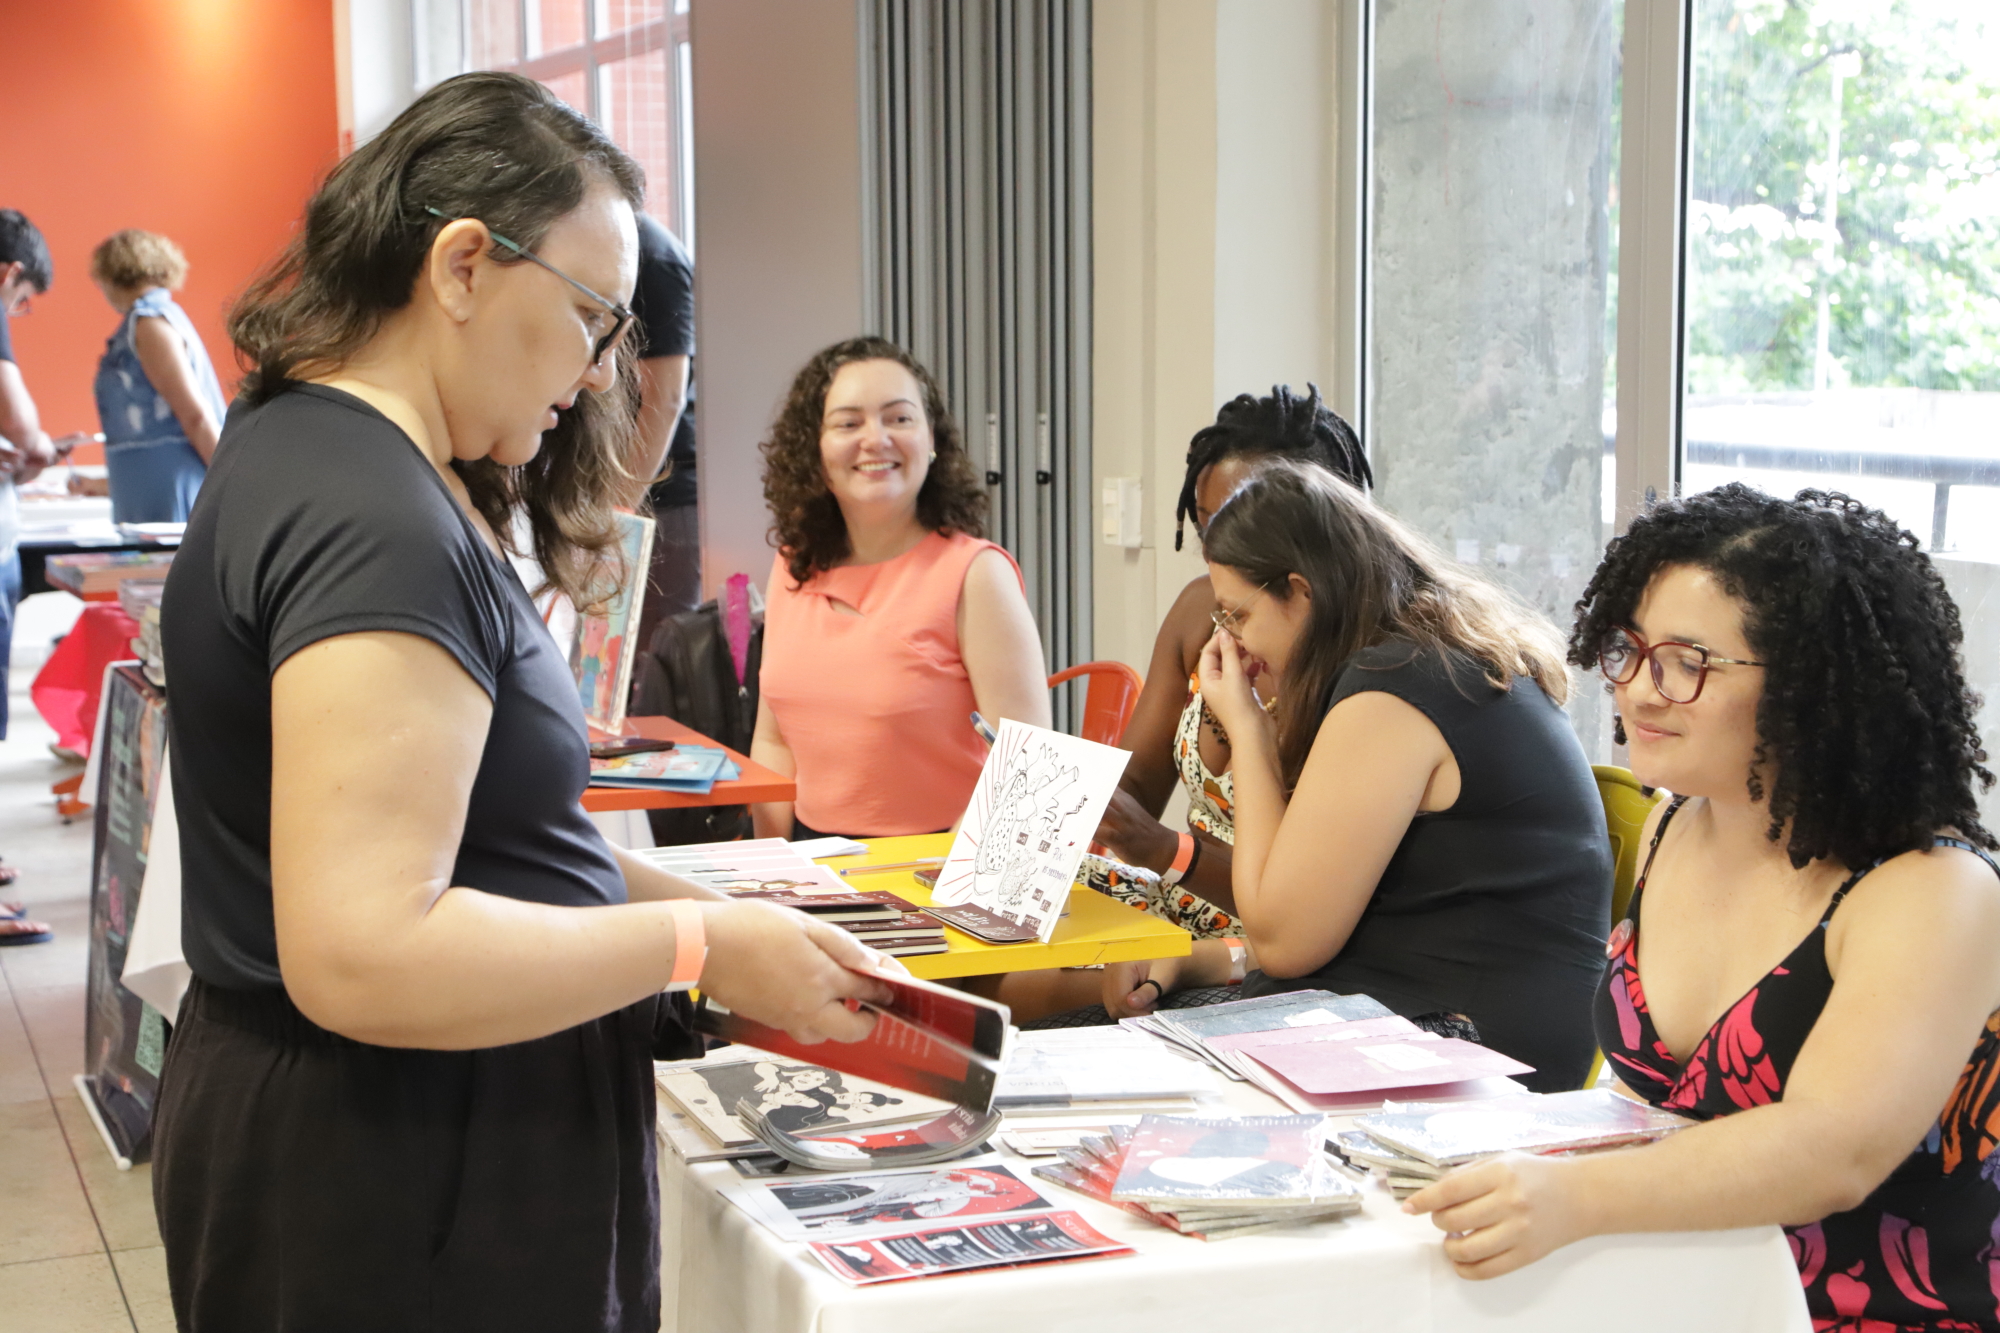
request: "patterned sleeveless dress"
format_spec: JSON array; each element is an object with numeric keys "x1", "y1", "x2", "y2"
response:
[
  {"x1": 1079, "y1": 675, "x2": 1238, "y2": 939},
  {"x1": 1596, "y1": 797, "x2": 2000, "y2": 1330}
]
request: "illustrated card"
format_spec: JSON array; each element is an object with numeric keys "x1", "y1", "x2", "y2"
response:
[
  {"x1": 930, "y1": 719, "x2": 1131, "y2": 942},
  {"x1": 722, "y1": 1159, "x2": 1050, "y2": 1242}
]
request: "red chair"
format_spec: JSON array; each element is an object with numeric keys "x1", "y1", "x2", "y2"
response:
[{"x1": 1048, "y1": 661, "x2": 1144, "y2": 747}]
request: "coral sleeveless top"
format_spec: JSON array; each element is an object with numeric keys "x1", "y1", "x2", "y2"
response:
[
  {"x1": 1598, "y1": 797, "x2": 2000, "y2": 1330},
  {"x1": 760, "y1": 531, "x2": 1023, "y2": 836}
]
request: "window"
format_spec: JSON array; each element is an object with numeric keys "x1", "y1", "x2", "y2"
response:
[
  {"x1": 1681, "y1": 0, "x2": 2000, "y2": 557},
  {"x1": 420, "y1": 0, "x2": 694, "y2": 246}
]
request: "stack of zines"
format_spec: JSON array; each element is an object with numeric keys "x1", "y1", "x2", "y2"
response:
[
  {"x1": 634, "y1": 840, "x2": 948, "y2": 955},
  {"x1": 991, "y1": 1027, "x2": 1219, "y2": 1116},
  {"x1": 655, "y1": 1052, "x2": 955, "y2": 1164},
  {"x1": 1033, "y1": 1114, "x2": 1362, "y2": 1240},
  {"x1": 1120, "y1": 989, "x2": 1396, "y2": 1082},
  {"x1": 120, "y1": 581, "x2": 166, "y2": 687},
  {"x1": 1328, "y1": 1089, "x2": 1693, "y2": 1198},
  {"x1": 588, "y1": 744, "x2": 736, "y2": 793}
]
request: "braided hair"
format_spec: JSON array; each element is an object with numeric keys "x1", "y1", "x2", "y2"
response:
[
  {"x1": 1568, "y1": 483, "x2": 1994, "y2": 869},
  {"x1": 1173, "y1": 383, "x2": 1371, "y2": 550}
]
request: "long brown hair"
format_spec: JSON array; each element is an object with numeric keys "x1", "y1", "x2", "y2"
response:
[
  {"x1": 760, "y1": 337, "x2": 987, "y2": 586},
  {"x1": 228, "y1": 71, "x2": 641, "y2": 608},
  {"x1": 1203, "y1": 460, "x2": 1571, "y2": 786}
]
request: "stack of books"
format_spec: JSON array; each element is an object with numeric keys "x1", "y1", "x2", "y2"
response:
[
  {"x1": 46, "y1": 550, "x2": 174, "y2": 599},
  {"x1": 1033, "y1": 1114, "x2": 1362, "y2": 1240},
  {"x1": 1328, "y1": 1089, "x2": 1692, "y2": 1198},
  {"x1": 992, "y1": 1027, "x2": 1218, "y2": 1114}
]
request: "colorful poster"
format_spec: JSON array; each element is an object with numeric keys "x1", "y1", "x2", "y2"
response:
[
  {"x1": 569, "y1": 510, "x2": 655, "y2": 733},
  {"x1": 930, "y1": 720, "x2": 1130, "y2": 942},
  {"x1": 81, "y1": 666, "x2": 170, "y2": 1166}
]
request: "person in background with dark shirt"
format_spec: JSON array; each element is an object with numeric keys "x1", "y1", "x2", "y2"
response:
[
  {"x1": 0, "y1": 209, "x2": 88, "y2": 945},
  {"x1": 624, "y1": 212, "x2": 697, "y2": 655}
]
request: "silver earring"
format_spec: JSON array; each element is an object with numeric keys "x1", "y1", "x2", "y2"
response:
[{"x1": 927, "y1": 450, "x2": 937, "y2": 462}]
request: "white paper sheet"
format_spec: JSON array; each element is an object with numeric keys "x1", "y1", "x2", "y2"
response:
[{"x1": 930, "y1": 719, "x2": 1129, "y2": 941}]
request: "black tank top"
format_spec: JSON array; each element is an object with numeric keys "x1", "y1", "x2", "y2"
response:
[{"x1": 1242, "y1": 639, "x2": 1612, "y2": 1092}]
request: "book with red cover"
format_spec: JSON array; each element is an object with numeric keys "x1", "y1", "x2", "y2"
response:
[
  {"x1": 695, "y1": 970, "x2": 1010, "y2": 1110},
  {"x1": 923, "y1": 901, "x2": 1043, "y2": 943},
  {"x1": 1244, "y1": 1033, "x2": 1532, "y2": 1096},
  {"x1": 808, "y1": 1211, "x2": 1133, "y2": 1285}
]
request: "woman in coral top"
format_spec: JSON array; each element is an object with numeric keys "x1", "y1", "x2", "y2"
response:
[{"x1": 750, "y1": 338, "x2": 1050, "y2": 839}]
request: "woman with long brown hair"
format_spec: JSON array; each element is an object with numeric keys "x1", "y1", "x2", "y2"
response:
[
  {"x1": 1195, "y1": 461, "x2": 1610, "y2": 1090},
  {"x1": 154, "y1": 73, "x2": 890, "y2": 1331}
]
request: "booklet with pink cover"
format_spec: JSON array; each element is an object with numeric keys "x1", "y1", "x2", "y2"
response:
[{"x1": 1242, "y1": 1032, "x2": 1532, "y2": 1096}]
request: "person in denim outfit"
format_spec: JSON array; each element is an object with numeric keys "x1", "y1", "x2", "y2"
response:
[{"x1": 89, "y1": 230, "x2": 227, "y2": 522}]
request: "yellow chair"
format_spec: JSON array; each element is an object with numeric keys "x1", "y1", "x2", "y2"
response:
[{"x1": 1582, "y1": 764, "x2": 1664, "y2": 1088}]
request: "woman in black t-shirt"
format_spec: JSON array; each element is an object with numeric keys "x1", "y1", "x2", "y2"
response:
[
  {"x1": 152, "y1": 74, "x2": 892, "y2": 1333},
  {"x1": 1193, "y1": 461, "x2": 1611, "y2": 1092}
]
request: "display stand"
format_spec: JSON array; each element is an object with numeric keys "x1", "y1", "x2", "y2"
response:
[{"x1": 77, "y1": 664, "x2": 171, "y2": 1169}]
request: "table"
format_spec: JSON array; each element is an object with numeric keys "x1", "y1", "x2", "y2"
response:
[
  {"x1": 815, "y1": 833, "x2": 1192, "y2": 981},
  {"x1": 657, "y1": 1075, "x2": 1811, "y2": 1333},
  {"x1": 581, "y1": 714, "x2": 795, "y2": 812}
]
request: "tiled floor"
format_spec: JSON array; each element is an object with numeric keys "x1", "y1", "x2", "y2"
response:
[{"x1": 0, "y1": 591, "x2": 173, "y2": 1333}]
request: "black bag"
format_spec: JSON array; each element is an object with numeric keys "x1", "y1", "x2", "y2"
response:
[{"x1": 629, "y1": 598, "x2": 764, "y2": 845}]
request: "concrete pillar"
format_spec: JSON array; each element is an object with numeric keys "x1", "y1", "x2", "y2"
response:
[{"x1": 1368, "y1": 0, "x2": 1619, "y2": 750}]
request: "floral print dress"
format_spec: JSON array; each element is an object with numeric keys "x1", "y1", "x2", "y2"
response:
[
  {"x1": 1079, "y1": 676, "x2": 1239, "y2": 940},
  {"x1": 1595, "y1": 797, "x2": 2000, "y2": 1331}
]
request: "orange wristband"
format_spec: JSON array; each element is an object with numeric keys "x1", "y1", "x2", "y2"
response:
[
  {"x1": 665, "y1": 899, "x2": 707, "y2": 993},
  {"x1": 1161, "y1": 832, "x2": 1197, "y2": 887}
]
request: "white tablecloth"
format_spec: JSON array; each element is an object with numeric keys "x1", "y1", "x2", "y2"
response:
[{"x1": 659, "y1": 1122, "x2": 1810, "y2": 1333}]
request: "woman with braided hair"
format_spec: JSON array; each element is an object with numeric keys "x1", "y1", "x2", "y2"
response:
[
  {"x1": 1072, "y1": 385, "x2": 1373, "y2": 1020},
  {"x1": 1406, "y1": 486, "x2": 2000, "y2": 1329}
]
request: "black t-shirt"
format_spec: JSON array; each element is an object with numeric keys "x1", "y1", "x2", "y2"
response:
[
  {"x1": 161, "y1": 383, "x2": 629, "y2": 991},
  {"x1": 1241, "y1": 640, "x2": 1612, "y2": 1093},
  {"x1": 630, "y1": 213, "x2": 699, "y2": 510}
]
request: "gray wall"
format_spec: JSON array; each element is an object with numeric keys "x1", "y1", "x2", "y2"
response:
[{"x1": 689, "y1": 0, "x2": 869, "y2": 597}]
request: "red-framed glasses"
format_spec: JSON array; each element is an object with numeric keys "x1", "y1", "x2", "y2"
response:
[{"x1": 1598, "y1": 627, "x2": 1765, "y2": 704}]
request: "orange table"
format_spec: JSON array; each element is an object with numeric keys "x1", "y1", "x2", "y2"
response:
[{"x1": 580, "y1": 715, "x2": 794, "y2": 812}]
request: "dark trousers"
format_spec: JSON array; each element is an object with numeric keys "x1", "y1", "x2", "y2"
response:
[
  {"x1": 154, "y1": 980, "x2": 670, "y2": 1332},
  {"x1": 0, "y1": 547, "x2": 19, "y2": 740}
]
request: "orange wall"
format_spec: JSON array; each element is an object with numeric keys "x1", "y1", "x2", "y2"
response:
[{"x1": 0, "y1": 0, "x2": 340, "y2": 460}]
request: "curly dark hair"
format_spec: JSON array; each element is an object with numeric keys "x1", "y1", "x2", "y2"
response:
[
  {"x1": 1174, "y1": 383, "x2": 1371, "y2": 550},
  {"x1": 1568, "y1": 483, "x2": 1994, "y2": 868},
  {"x1": 761, "y1": 337, "x2": 987, "y2": 586}
]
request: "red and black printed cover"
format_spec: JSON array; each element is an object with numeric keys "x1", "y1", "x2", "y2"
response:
[
  {"x1": 696, "y1": 971, "x2": 1009, "y2": 1110},
  {"x1": 1110, "y1": 1114, "x2": 1325, "y2": 1204},
  {"x1": 809, "y1": 1211, "x2": 1133, "y2": 1285}
]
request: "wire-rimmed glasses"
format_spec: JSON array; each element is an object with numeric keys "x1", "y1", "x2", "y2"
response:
[
  {"x1": 1211, "y1": 586, "x2": 1267, "y2": 639},
  {"x1": 1598, "y1": 627, "x2": 1765, "y2": 704},
  {"x1": 422, "y1": 207, "x2": 634, "y2": 366}
]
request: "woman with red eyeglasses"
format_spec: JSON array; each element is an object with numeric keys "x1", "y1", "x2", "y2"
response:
[{"x1": 1407, "y1": 484, "x2": 2000, "y2": 1331}]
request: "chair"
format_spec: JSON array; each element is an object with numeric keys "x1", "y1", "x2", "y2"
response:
[
  {"x1": 1583, "y1": 764, "x2": 1665, "y2": 1087},
  {"x1": 1048, "y1": 661, "x2": 1144, "y2": 747}
]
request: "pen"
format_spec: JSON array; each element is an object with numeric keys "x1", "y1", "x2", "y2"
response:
[
  {"x1": 838, "y1": 859, "x2": 947, "y2": 877},
  {"x1": 970, "y1": 711, "x2": 996, "y2": 745}
]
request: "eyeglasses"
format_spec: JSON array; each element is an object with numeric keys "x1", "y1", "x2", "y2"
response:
[
  {"x1": 423, "y1": 207, "x2": 635, "y2": 366},
  {"x1": 1211, "y1": 586, "x2": 1267, "y2": 639},
  {"x1": 1598, "y1": 627, "x2": 1765, "y2": 704}
]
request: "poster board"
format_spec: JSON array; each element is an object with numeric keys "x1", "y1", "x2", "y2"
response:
[
  {"x1": 569, "y1": 510, "x2": 656, "y2": 734},
  {"x1": 80, "y1": 664, "x2": 170, "y2": 1167}
]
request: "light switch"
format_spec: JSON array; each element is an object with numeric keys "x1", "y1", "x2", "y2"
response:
[{"x1": 1101, "y1": 478, "x2": 1143, "y2": 549}]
